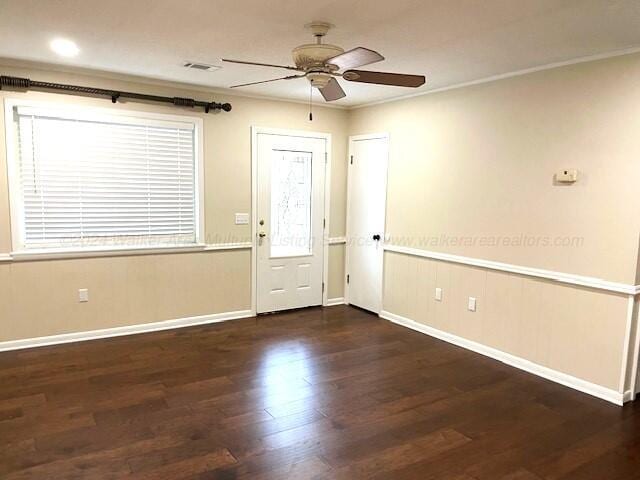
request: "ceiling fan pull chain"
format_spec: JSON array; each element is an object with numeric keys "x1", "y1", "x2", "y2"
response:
[{"x1": 309, "y1": 81, "x2": 313, "y2": 121}]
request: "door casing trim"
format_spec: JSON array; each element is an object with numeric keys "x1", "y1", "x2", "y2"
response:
[{"x1": 251, "y1": 126, "x2": 332, "y2": 315}]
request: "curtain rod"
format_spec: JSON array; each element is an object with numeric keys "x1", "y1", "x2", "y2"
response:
[{"x1": 0, "y1": 75, "x2": 232, "y2": 113}]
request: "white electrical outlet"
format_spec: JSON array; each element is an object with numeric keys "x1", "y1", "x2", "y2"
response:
[
  {"x1": 78, "y1": 288, "x2": 89, "y2": 303},
  {"x1": 468, "y1": 297, "x2": 476, "y2": 312},
  {"x1": 435, "y1": 287, "x2": 442, "y2": 301}
]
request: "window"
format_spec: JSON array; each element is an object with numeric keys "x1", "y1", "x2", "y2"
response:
[
  {"x1": 270, "y1": 150, "x2": 313, "y2": 257},
  {"x1": 6, "y1": 102, "x2": 203, "y2": 253}
]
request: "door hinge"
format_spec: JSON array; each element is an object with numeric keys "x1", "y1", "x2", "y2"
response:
[
  {"x1": 322, "y1": 282, "x2": 325, "y2": 292},
  {"x1": 325, "y1": 152, "x2": 328, "y2": 163},
  {"x1": 346, "y1": 274, "x2": 350, "y2": 284},
  {"x1": 350, "y1": 155, "x2": 353, "y2": 165},
  {"x1": 323, "y1": 218, "x2": 326, "y2": 229}
]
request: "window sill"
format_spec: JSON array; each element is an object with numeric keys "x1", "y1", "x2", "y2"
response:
[
  {"x1": 1, "y1": 242, "x2": 254, "y2": 262},
  {"x1": 9, "y1": 244, "x2": 208, "y2": 262}
]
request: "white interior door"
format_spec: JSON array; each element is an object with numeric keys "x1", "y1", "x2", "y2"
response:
[
  {"x1": 256, "y1": 132, "x2": 326, "y2": 313},
  {"x1": 346, "y1": 134, "x2": 389, "y2": 313}
]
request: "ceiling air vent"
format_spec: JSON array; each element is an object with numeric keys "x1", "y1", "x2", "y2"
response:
[{"x1": 183, "y1": 62, "x2": 221, "y2": 72}]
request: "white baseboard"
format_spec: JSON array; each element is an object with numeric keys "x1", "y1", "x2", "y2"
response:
[
  {"x1": 624, "y1": 390, "x2": 636, "y2": 403},
  {"x1": 380, "y1": 310, "x2": 625, "y2": 406},
  {"x1": 326, "y1": 297, "x2": 345, "y2": 306},
  {"x1": 0, "y1": 309, "x2": 254, "y2": 353}
]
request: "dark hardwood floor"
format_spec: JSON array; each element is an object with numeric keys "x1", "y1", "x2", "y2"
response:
[{"x1": 1, "y1": 305, "x2": 640, "y2": 479}]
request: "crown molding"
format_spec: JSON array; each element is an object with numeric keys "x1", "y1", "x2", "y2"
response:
[{"x1": 349, "y1": 46, "x2": 640, "y2": 110}]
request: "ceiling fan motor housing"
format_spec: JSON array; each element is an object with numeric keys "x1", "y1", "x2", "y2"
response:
[{"x1": 292, "y1": 44, "x2": 344, "y2": 71}]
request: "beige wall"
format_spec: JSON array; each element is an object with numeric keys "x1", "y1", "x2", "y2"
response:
[
  {"x1": 350, "y1": 53, "x2": 640, "y2": 394},
  {"x1": 0, "y1": 250, "x2": 250, "y2": 341},
  {"x1": 350, "y1": 53, "x2": 640, "y2": 284},
  {"x1": 0, "y1": 62, "x2": 348, "y2": 342}
]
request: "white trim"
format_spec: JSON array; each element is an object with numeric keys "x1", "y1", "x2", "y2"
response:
[
  {"x1": 250, "y1": 127, "x2": 258, "y2": 316},
  {"x1": 326, "y1": 297, "x2": 345, "y2": 306},
  {"x1": 619, "y1": 296, "x2": 636, "y2": 393},
  {"x1": 15, "y1": 105, "x2": 197, "y2": 129},
  {"x1": 328, "y1": 237, "x2": 346, "y2": 245},
  {"x1": 4, "y1": 98, "x2": 21, "y2": 253},
  {"x1": 349, "y1": 132, "x2": 390, "y2": 142},
  {"x1": 10, "y1": 245, "x2": 207, "y2": 261},
  {"x1": 352, "y1": 46, "x2": 640, "y2": 110},
  {"x1": 345, "y1": 133, "x2": 390, "y2": 309},
  {"x1": 0, "y1": 309, "x2": 253, "y2": 353},
  {"x1": 323, "y1": 135, "x2": 333, "y2": 307},
  {"x1": 629, "y1": 299, "x2": 640, "y2": 396},
  {"x1": 380, "y1": 310, "x2": 626, "y2": 405},
  {"x1": 250, "y1": 126, "x2": 332, "y2": 314},
  {"x1": 0, "y1": 243, "x2": 251, "y2": 262},
  {"x1": 203, "y1": 242, "x2": 252, "y2": 251},
  {"x1": 384, "y1": 244, "x2": 640, "y2": 295},
  {"x1": 3, "y1": 97, "x2": 205, "y2": 252},
  {"x1": 624, "y1": 390, "x2": 636, "y2": 403},
  {"x1": 194, "y1": 112, "x2": 206, "y2": 246},
  {"x1": 249, "y1": 126, "x2": 333, "y2": 140}
]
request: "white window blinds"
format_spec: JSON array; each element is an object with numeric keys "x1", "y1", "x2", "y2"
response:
[{"x1": 13, "y1": 106, "x2": 199, "y2": 250}]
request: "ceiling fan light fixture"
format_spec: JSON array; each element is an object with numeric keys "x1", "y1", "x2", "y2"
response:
[{"x1": 307, "y1": 72, "x2": 333, "y2": 89}]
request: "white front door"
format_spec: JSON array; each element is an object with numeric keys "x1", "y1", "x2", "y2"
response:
[
  {"x1": 346, "y1": 134, "x2": 389, "y2": 313},
  {"x1": 256, "y1": 132, "x2": 327, "y2": 313}
]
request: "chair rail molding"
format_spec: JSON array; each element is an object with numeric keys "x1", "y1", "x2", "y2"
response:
[
  {"x1": 0, "y1": 243, "x2": 253, "y2": 262},
  {"x1": 384, "y1": 244, "x2": 640, "y2": 295},
  {"x1": 328, "y1": 237, "x2": 347, "y2": 245}
]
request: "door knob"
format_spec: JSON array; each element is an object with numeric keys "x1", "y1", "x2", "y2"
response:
[
  {"x1": 258, "y1": 232, "x2": 266, "y2": 238},
  {"x1": 372, "y1": 234, "x2": 381, "y2": 241}
]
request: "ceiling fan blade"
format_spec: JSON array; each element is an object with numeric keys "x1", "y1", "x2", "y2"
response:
[
  {"x1": 342, "y1": 70, "x2": 426, "y2": 87},
  {"x1": 222, "y1": 58, "x2": 304, "y2": 72},
  {"x1": 325, "y1": 47, "x2": 384, "y2": 71},
  {"x1": 319, "y1": 77, "x2": 346, "y2": 102},
  {"x1": 230, "y1": 74, "x2": 305, "y2": 88}
]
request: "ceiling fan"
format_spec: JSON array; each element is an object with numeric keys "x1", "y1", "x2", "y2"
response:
[{"x1": 222, "y1": 22, "x2": 426, "y2": 102}]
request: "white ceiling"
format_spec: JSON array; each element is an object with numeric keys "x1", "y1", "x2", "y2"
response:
[{"x1": 1, "y1": 0, "x2": 639, "y2": 107}]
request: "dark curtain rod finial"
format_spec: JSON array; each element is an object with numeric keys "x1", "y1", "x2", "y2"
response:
[{"x1": 0, "y1": 75, "x2": 232, "y2": 114}]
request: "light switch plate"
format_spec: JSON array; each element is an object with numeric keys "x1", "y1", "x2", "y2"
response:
[
  {"x1": 235, "y1": 213, "x2": 249, "y2": 225},
  {"x1": 435, "y1": 287, "x2": 442, "y2": 301},
  {"x1": 468, "y1": 297, "x2": 476, "y2": 312},
  {"x1": 78, "y1": 288, "x2": 89, "y2": 303}
]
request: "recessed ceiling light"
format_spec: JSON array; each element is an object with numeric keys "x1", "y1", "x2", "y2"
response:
[{"x1": 50, "y1": 38, "x2": 79, "y2": 57}]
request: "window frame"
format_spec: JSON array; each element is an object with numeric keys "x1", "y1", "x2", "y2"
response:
[{"x1": 4, "y1": 97, "x2": 206, "y2": 259}]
